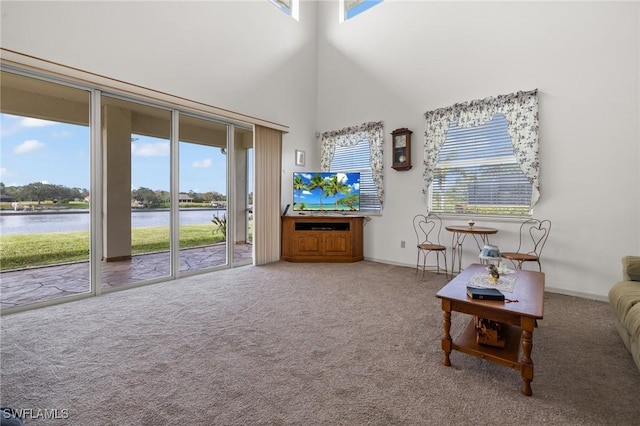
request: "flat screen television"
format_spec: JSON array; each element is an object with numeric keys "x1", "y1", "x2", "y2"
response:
[{"x1": 293, "y1": 172, "x2": 360, "y2": 212}]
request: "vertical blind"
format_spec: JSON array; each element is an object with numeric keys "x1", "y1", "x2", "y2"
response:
[{"x1": 253, "y1": 125, "x2": 282, "y2": 264}]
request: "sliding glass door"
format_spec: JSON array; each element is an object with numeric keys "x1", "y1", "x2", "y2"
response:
[
  {"x1": 0, "y1": 68, "x2": 256, "y2": 312},
  {"x1": 0, "y1": 71, "x2": 91, "y2": 308},
  {"x1": 178, "y1": 114, "x2": 229, "y2": 272},
  {"x1": 100, "y1": 96, "x2": 172, "y2": 289},
  {"x1": 232, "y1": 127, "x2": 254, "y2": 265}
]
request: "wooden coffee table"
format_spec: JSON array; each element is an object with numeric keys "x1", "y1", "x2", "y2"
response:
[{"x1": 435, "y1": 263, "x2": 545, "y2": 396}]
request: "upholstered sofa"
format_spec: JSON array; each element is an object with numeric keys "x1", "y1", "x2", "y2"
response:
[{"x1": 608, "y1": 256, "x2": 640, "y2": 373}]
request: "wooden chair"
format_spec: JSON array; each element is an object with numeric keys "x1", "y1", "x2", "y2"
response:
[
  {"x1": 413, "y1": 213, "x2": 449, "y2": 280},
  {"x1": 502, "y1": 218, "x2": 551, "y2": 271}
]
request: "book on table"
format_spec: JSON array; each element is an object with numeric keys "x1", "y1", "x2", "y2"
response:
[{"x1": 466, "y1": 286, "x2": 505, "y2": 301}]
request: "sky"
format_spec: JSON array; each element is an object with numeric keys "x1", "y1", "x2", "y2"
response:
[{"x1": 0, "y1": 113, "x2": 229, "y2": 195}]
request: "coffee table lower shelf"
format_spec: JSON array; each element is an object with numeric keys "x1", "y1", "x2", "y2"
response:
[
  {"x1": 453, "y1": 318, "x2": 523, "y2": 371},
  {"x1": 436, "y1": 263, "x2": 544, "y2": 396}
]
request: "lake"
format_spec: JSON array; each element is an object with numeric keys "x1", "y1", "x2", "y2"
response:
[{"x1": 0, "y1": 209, "x2": 227, "y2": 235}]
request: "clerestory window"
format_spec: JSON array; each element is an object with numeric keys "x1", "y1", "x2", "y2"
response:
[
  {"x1": 268, "y1": 0, "x2": 299, "y2": 21},
  {"x1": 341, "y1": 0, "x2": 384, "y2": 22}
]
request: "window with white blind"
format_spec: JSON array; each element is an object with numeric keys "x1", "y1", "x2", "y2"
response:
[
  {"x1": 330, "y1": 140, "x2": 380, "y2": 212},
  {"x1": 431, "y1": 113, "x2": 532, "y2": 216}
]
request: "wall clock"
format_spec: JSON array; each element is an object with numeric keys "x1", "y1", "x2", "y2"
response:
[{"x1": 391, "y1": 128, "x2": 413, "y2": 171}]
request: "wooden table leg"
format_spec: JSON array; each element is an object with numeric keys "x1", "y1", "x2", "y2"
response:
[
  {"x1": 520, "y1": 317, "x2": 536, "y2": 396},
  {"x1": 450, "y1": 232, "x2": 465, "y2": 276},
  {"x1": 442, "y1": 301, "x2": 452, "y2": 366}
]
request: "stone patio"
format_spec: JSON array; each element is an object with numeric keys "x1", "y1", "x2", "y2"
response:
[{"x1": 0, "y1": 243, "x2": 252, "y2": 310}]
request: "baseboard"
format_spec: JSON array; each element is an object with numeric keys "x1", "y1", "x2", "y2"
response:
[
  {"x1": 365, "y1": 257, "x2": 609, "y2": 302},
  {"x1": 544, "y1": 286, "x2": 608, "y2": 302},
  {"x1": 364, "y1": 257, "x2": 416, "y2": 270}
]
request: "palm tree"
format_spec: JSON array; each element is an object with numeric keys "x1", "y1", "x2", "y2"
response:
[
  {"x1": 293, "y1": 175, "x2": 306, "y2": 205},
  {"x1": 324, "y1": 175, "x2": 351, "y2": 210},
  {"x1": 307, "y1": 173, "x2": 326, "y2": 210},
  {"x1": 337, "y1": 194, "x2": 359, "y2": 211},
  {"x1": 211, "y1": 214, "x2": 227, "y2": 241}
]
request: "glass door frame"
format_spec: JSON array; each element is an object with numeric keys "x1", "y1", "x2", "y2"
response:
[{"x1": 0, "y1": 64, "x2": 255, "y2": 315}]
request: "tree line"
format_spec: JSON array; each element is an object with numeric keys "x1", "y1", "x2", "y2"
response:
[
  {"x1": 0, "y1": 182, "x2": 88, "y2": 203},
  {"x1": 0, "y1": 182, "x2": 235, "y2": 206},
  {"x1": 131, "y1": 187, "x2": 227, "y2": 207}
]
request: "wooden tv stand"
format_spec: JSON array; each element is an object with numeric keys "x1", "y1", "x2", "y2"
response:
[{"x1": 281, "y1": 215, "x2": 364, "y2": 262}]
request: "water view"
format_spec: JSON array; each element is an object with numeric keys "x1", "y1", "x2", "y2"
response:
[{"x1": 0, "y1": 209, "x2": 227, "y2": 235}]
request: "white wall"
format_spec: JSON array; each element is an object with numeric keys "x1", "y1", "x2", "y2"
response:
[
  {"x1": 316, "y1": 0, "x2": 640, "y2": 300},
  {"x1": 0, "y1": 0, "x2": 319, "y2": 199},
  {"x1": 2, "y1": 1, "x2": 638, "y2": 300}
]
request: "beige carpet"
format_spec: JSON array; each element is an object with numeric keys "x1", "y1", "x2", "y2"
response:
[{"x1": 1, "y1": 261, "x2": 638, "y2": 425}]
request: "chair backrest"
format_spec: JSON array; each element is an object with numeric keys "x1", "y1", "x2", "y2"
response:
[
  {"x1": 413, "y1": 214, "x2": 443, "y2": 246},
  {"x1": 516, "y1": 218, "x2": 551, "y2": 257}
]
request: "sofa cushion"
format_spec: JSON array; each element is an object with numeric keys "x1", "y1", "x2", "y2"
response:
[
  {"x1": 609, "y1": 281, "x2": 640, "y2": 320},
  {"x1": 626, "y1": 301, "x2": 640, "y2": 338},
  {"x1": 625, "y1": 302, "x2": 640, "y2": 369},
  {"x1": 623, "y1": 256, "x2": 640, "y2": 281}
]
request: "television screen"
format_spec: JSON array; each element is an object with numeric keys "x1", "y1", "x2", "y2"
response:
[{"x1": 293, "y1": 172, "x2": 360, "y2": 212}]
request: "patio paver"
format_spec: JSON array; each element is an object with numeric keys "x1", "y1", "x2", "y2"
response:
[{"x1": 0, "y1": 243, "x2": 252, "y2": 309}]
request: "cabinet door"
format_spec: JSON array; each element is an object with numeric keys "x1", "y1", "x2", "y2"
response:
[
  {"x1": 293, "y1": 233, "x2": 323, "y2": 256},
  {"x1": 322, "y1": 233, "x2": 351, "y2": 256}
]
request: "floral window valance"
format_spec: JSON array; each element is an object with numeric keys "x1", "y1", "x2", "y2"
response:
[
  {"x1": 320, "y1": 121, "x2": 384, "y2": 207},
  {"x1": 423, "y1": 90, "x2": 540, "y2": 207}
]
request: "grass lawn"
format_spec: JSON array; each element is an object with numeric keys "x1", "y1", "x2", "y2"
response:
[{"x1": 0, "y1": 224, "x2": 224, "y2": 271}]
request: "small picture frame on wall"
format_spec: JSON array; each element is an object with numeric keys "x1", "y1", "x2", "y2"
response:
[{"x1": 295, "y1": 149, "x2": 305, "y2": 166}]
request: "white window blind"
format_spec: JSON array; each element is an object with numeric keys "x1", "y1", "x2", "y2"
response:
[
  {"x1": 431, "y1": 114, "x2": 532, "y2": 216},
  {"x1": 330, "y1": 140, "x2": 380, "y2": 212}
]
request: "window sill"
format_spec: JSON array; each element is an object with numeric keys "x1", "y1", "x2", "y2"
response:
[{"x1": 435, "y1": 214, "x2": 532, "y2": 224}]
